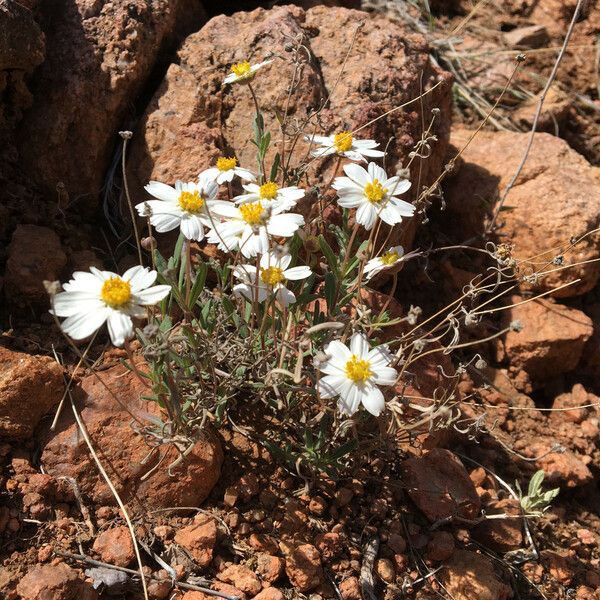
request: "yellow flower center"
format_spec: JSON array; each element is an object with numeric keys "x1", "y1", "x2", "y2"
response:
[
  {"x1": 217, "y1": 156, "x2": 237, "y2": 171},
  {"x1": 239, "y1": 201, "x2": 265, "y2": 225},
  {"x1": 364, "y1": 179, "x2": 388, "y2": 204},
  {"x1": 333, "y1": 131, "x2": 353, "y2": 153},
  {"x1": 345, "y1": 355, "x2": 372, "y2": 383},
  {"x1": 260, "y1": 266, "x2": 285, "y2": 286},
  {"x1": 231, "y1": 61, "x2": 252, "y2": 78},
  {"x1": 380, "y1": 250, "x2": 400, "y2": 266},
  {"x1": 259, "y1": 181, "x2": 279, "y2": 200},
  {"x1": 100, "y1": 277, "x2": 131, "y2": 308},
  {"x1": 178, "y1": 190, "x2": 204, "y2": 213}
]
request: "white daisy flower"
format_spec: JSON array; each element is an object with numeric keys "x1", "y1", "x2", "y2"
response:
[
  {"x1": 137, "y1": 175, "x2": 231, "y2": 242},
  {"x1": 363, "y1": 245, "x2": 421, "y2": 280},
  {"x1": 232, "y1": 250, "x2": 312, "y2": 307},
  {"x1": 207, "y1": 200, "x2": 304, "y2": 258},
  {"x1": 200, "y1": 156, "x2": 256, "y2": 185},
  {"x1": 304, "y1": 131, "x2": 385, "y2": 162},
  {"x1": 223, "y1": 59, "x2": 273, "y2": 85},
  {"x1": 332, "y1": 162, "x2": 414, "y2": 231},
  {"x1": 51, "y1": 266, "x2": 171, "y2": 347},
  {"x1": 234, "y1": 180, "x2": 304, "y2": 213},
  {"x1": 315, "y1": 332, "x2": 397, "y2": 417}
]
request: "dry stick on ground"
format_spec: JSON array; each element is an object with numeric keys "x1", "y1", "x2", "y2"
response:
[
  {"x1": 359, "y1": 536, "x2": 379, "y2": 600},
  {"x1": 489, "y1": 0, "x2": 586, "y2": 232},
  {"x1": 67, "y1": 389, "x2": 150, "y2": 600},
  {"x1": 53, "y1": 551, "x2": 240, "y2": 600}
]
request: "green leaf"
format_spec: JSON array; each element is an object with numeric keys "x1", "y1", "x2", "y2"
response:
[
  {"x1": 318, "y1": 235, "x2": 339, "y2": 275},
  {"x1": 324, "y1": 271, "x2": 337, "y2": 314},
  {"x1": 190, "y1": 262, "x2": 208, "y2": 307},
  {"x1": 270, "y1": 153, "x2": 281, "y2": 182}
]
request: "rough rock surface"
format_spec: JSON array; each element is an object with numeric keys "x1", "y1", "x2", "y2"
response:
[
  {"x1": 402, "y1": 448, "x2": 480, "y2": 522},
  {"x1": 0, "y1": 345, "x2": 64, "y2": 440},
  {"x1": 439, "y1": 550, "x2": 512, "y2": 600},
  {"x1": 92, "y1": 526, "x2": 135, "y2": 567},
  {"x1": 529, "y1": 441, "x2": 593, "y2": 488},
  {"x1": 4, "y1": 224, "x2": 67, "y2": 308},
  {"x1": 16, "y1": 562, "x2": 98, "y2": 600},
  {"x1": 129, "y1": 4, "x2": 452, "y2": 246},
  {"x1": 41, "y1": 362, "x2": 223, "y2": 509},
  {"x1": 174, "y1": 515, "x2": 218, "y2": 567},
  {"x1": 16, "y1": 0, "x2": 205, "y2": 209},
  {"x1": 473, "y1": 498, "x2": 523, "y2": 552},
  {"x1": 0, "y1": 1, "x2": 45, "y2": 135},
  {"x1": 285, "y1": 544, "x2": 324, "y2": 592},
  {"x1": 501, "y1": 296, "x2": 593, "y2": 382},
  {"x1": 445, "y1": 129, "x2": 600, "y2": 297}
]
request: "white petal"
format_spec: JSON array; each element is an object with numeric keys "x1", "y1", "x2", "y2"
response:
[
  {"x1": 340, "y1": 384, "x2": 361, "y2": 416},
  {"x1": 305, "y1": 134, "x2": 332, "y2": 145},
  {"x1": 200, "y1": 167, "x2": 220, "y2": 182},
  {"x1": 60, "y1": 308, "x2": 109, "y2": 340},
  {"x1": 349, "y1": 332, "x2": 370, "y2": 358},
  {"x1": 279, "y1": 253, "x2": 292, "y2": 270},
  {"x1": 353, "y1": 139, "x2": 379, "y2": 148},
  {"x1": 367, "y1": 344, "x2": 394, "y2": 367},
  {"x1": 355, "y1": 202, "x2": 377, "y2": 230},
  {"x1": 123, "y1": 266, "x2": 156, "y2": 292},
  {"x1": 367, "y1": 162, "x2": 388, "y2": 182},
  {"x1": 360, "y1": 385, "x2": 385, "y2": 416},
  {"x1": 343, "y1": 150, "x2": 367, "y2": 162},
  {"x1": 180, "y1": 215, "x2": 205, "y2": 241},
  {"x1": 266, "y1": 213, "x2": 304, "y2": 237},
  {"x1": 150, "y1": 213, "x2": 182, "y2": 233},
  {"x1": 371, "y1": 366, "x2": 398, "y2": 386},
  {"x1": 135, "y1": 285, "x2": 171, "y2": 305},
  {"x1": 336, "y1": 192, "x2": 363, "y2": 209},
  {"x1": 145, "y1": 181, "x2": 178, "y2": 202},
  {"x1": 233, "y1": 282, "x2": 254, "y2": 301},
  {"x1": 141, "y1": 200, "x2": 184, "y2": 217},
  {"x1": 359, "y1": 147, "x2": 385, "y2": 157},
  {"x1": 234, "y1": 167, "x2": 256, "y2": 182},
  {"x1": 216, "y1": 170, "x2": 235, "y2": 184},
  {"x1": 311, "y1": 147, "x2": 336, "y2": 158},
  {"x1": 275, "y1": 286, "x2": 296, "y2": 307},
  {"x1": 389, "y1": 197, "x2": 416, "y2": 216},
  {"x1": 379, "y1": 204, "x2": 404, "y2": 227},
  {"x1": 388, "y1": 179, "x2": 411, "y2": 195},
  {"x1": 318, "y1": 375, "x2": 342, "y2": 399},
  {"x1": 52, "y1": 292, "x2": 103, "y2": 317},
  {"x1": 283, "y1": 266, "x2": 312, "y2": 280},
  {"x1": 326, "y1": 340, "x2": 351, "y2": 362},
  {"x1": 343, "y1": 163, "x2": 369, "y2": 186},
  {"x1": 106, "y1": 311, "x2": 134, "y2": 347}
]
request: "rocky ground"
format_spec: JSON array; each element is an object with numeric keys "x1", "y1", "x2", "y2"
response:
[{"x1": 1, "y1": 0, "x2": 600, "y2": 598}]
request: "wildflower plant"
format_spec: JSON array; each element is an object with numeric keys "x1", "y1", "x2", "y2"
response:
[{"x1": 48, "y1": 50, "x2": 598, "y2": 481}]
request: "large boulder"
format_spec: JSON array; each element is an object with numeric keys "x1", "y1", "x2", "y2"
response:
[
  {"x1": 500, "y1": 295, "x2": 593, "y2": 383},
  {"x1": 41, "y1": 362, "x2": 223, "y2": 509},
  {"x1": 15, "y1": 0, "x2": 205, "y2": 211},
  {"x1": 129, "y1": 4, "x2": 452, "y2": 246},
  {"x1": 445, "y1": 129, "x2": 600, "y2": 297},
  {"x1": 0, "y1": 345, "x2": 64, "y2": 440}
]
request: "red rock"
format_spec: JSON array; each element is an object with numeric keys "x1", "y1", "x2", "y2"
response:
[
  {"x1": 503, "y1": 25, "x2": 549, "y2": 48},
  {"x1": 426, "y1": 531, "x2": 455, "y2": 561},
  {"x1": 174, "y1": 515, "x2": 217, "y2": 567},
  {"x1": 577, "y1": 529, "x2": 597, "y2": 546},
  {"x1": 253, "y1": 589, "x2": 285, "y2": 600},
  {"x1": 376, "y1": 558, "x2": 395, "y2": 583},
  {"x1": 285, "y1": 544, "x2": 324, "y2": 592},
  {"x1": 386, "y1": 533, "x2": 407, "y2": 554},
  {"x1": 41, "y1": 363, "x2": 223, "y2": 508},
  {"x1": 249, "y1": 533, "x2": 279, "y2": 555},
  {"x1": 147, "y1": 577, "x2": 172, "y2": 599},
  {"x1": 439, "y1": 550, "x2": 512, "y2": 600},
  {"x1": 542, "y1": 549, "x2": 574, "y2": 585},
  {"x1": 4, "y1": 225, "x2": 67, "y2": 309},
  {"x1": 211, "y1": 582, "x2": 247, "y2": 600},
  {"x1": 501, "y1": 296, "x2": 593, "y2": 382},
  {"x1": 551, "y1": 384, "x2": 592, "y2": 424},
  {"x1": 92, "y1": 525, "x2": 135, "y2": 567},
  {"x1": 529, "y1": 442, "x2": 593, "y2": 488},
  {"x1": 339, "y1": 576, "x2": 362, "y2": 600},
  {"x1": 0, "y1": 345, "x2": 64, "y2": 440},
  {"x1": 446, "y1": 129, "x2": 600, "y2": 297},
  {"x1": 256, "y1": 553, "x2": 284, "y2": 584},
  {"x1": 16, "y1": 563, "x2": 98, "y2": 600},
  {"x1": 402, "y1": 448, "x2": 481, "y2": 522},
  {"x1": 237, "y1": 473, "x2": 260, "y2": 502},
  {"x1": 130, "y1": 4, "x2": 452, "y2": 248},
  {"x1": 315, "y1": 532, "x2": 343, "y2": 562},
  {"x1": 473, "y1": 499, "x2": 523, "y2": 552},
  {"x1": 217, "y1": 564, "x2": 261, "y2": 596},
  {"x1": 16, "y1": 0, "x2": 205, "y2": 209}
]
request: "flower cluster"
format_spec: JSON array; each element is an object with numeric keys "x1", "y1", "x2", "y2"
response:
[{"x1": 51, "y1": 57, "x2": 417, "y2": 420}]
